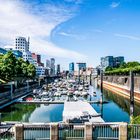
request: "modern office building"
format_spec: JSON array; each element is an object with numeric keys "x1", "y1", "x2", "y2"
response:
[
  {"x1": 0, "y1": 47, "x2": 22, "y2": 58},
  {"x1": 50, "y1": 58, "x2": 55, "y2": 76},
  {"x1": 36, "y1": 66, "x2": 46, "y2": 76},
  {"x1": 0, "y1": 47, "x2": 7, "y2": 54},
  {"x1": 69, "y1": 62, "x2": 74, "y2": 73},
  {"x1": 77, "y1": 63, "x2": 86, "y2": 70},
  {"x1": 32, "y1": 53, "x2": 42, "y2": 66},
  {"x1": 46, "y1": 59, "x2": 51, "y2": 68},
  {"x1": 56, "y1": 64, "x2": 61, "y2": 75},
  {"x1": 114, "y1": 56, "x2": 124, "y2": 67},
  {"x1": 22, "y1": 51, "x2": 33, "y2": 63},
  {"x1": 12, "y1": 50, "x2": 23, "y2": 58},
  {"x1": 101, "y1": 56, "x2": 124, "y2": 70}
]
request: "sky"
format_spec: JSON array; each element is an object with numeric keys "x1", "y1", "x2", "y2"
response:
[{"x1": 0, "y1": 0, "x2": 140, "y2": 70}]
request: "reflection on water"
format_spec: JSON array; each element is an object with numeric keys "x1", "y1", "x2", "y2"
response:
[{"x1": 1, "y1": 85, "x2": 140, "y2": 123}]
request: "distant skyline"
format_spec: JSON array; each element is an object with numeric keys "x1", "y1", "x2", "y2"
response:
[{"x1": 0, "y1": 0, "x2": 140, "y2": 70}]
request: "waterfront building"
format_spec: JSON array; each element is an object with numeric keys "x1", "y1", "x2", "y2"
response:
[
  {"x1": 46, "y1": 59, "x2": 51, "y2": 68},
  {"x1": 12, "y1": 50, "x2": 23, "y2": 58},
  {"x1": 32, "y1": 53, "x2": 42, "y2": 66},
  {"x1": 56, "y1": 64, "x2": 61, "y2": 76},
  {"x1": 22, "y1": 51, "x2": 33, "y2": 63},
  {"x1": 50, "y1": 58, "x2": 55, "y2": 76},
  {"x1": 69, "y1": 62, "x2": 74, "y2": 73},
  {"x1": 14, "y1": 36, "x2": 33, "y2": 64},
  {"x1": 0, "y1": 47, "x2": 7, "y2": 54},
  {"x1": 15, "y1": 36, "x2": 29, "y2": 52},
  {"x1": 77, "y1": 62, "x2": 86, "y2": 70},
  {"x1": 0, "y1": 47, "x2": 22, "y2": 58},
  {"x1": 114, "y1": 56, "x2": 124, "y2": 67},
  {"x1": 101, "y1": 56, "x2": 124, "y2": 70},
  {"x1": 36, "y1": 66, "x2": 46, "y2": 76}
]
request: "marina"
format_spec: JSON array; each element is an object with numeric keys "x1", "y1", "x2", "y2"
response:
[{"x1": 0, "y1": 77, "x2": 136, "y2": 123}]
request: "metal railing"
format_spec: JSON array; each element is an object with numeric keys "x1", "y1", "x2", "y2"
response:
[
  {"x1": 1, "y1": 122, "x2": 140, "y2": 140},
  {"x1": 24, "y1": 124, "x2": 50, "y2": 140},
  {"x1": 0, "y1": 124, "x2": 15, "y2": 140},
  {"x1": 93, "y1": 123, "x2": 119, "y2": 140},
  {"x1": 128, "y1": 124, "x2": 140, "y2": 140},
  {"x1": 59, "y1": 123, "x2": 84, "y2": 140}
]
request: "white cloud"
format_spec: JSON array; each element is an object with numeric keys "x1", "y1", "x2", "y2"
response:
[
  {"x1": 115, "y1": 33, "x2": 140, "y2": 41},
  {"x1": 0, "y1": 0, "x2": 87, "y2": 61},
  {"x1": 110, "y1": 2, "x2": 120, "y2": 8},
  {"x1": 59, "y1": 32, "x2": 86, "y2": 40}
]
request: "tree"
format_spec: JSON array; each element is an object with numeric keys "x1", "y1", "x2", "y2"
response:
[
  {"x1": 0, "y1": 51, "x2": 17, "y2": 80},
  {"x1": 27, "y1": 64, "x2": 36, "y2": 78},
  {"x1": 126, "y1": 62, "x2": 140, "y2": 68},
  {"x1": 105, "y1": 66, "x2": 113, "y2": 71}
]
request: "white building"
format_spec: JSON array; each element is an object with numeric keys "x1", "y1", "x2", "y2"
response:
[
  {"x1": 22, "y1": 51, "x2": 33, "y2": 64},
  {"x1": 14, "y1": 36, "x2": 33, "y2": 64},
  {"x1": 15, "y1": 36, "x2": 29, "y2": 52}
]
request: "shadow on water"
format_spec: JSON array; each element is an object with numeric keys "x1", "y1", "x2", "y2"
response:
[{"x1": 0, "y1": 104, "x2": 38, "y2": 122}]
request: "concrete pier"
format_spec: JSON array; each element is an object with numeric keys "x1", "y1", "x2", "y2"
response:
[{"x1": 63, "y1": 101, "x2": 104, "y2": 123}]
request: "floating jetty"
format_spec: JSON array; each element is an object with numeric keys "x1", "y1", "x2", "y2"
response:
[
  {"x1": 63, "y1": 101, "x2": 104, "y2": 123},
  {"x1": 16, "y1": 100, "x2": 108, "y2": 104}
]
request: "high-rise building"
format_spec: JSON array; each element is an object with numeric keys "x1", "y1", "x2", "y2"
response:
[
  {"x1": 46, "y1": 59, "x2": 50, "y2": 68},
  {"x1": 77, "y1": 63, "x2": 86, "y2": 70},
  {"x1": 37, "y1": 55, "x2": 41, "y2": 64},
  {"x1": 14, "y1": 36, "x2": 33, "y2": 64},
  {"x1": 56, "y1": 64, "x2": 60, "y2": 75},
  {"x1": 15, "y1": 37, "x2": 29, "y2": 52},
  {"x1": 50, "y1": 58, "x2": 55, "y2": 76},
  {"x1": 69, "y1": 62, "x2": 74, "y2": 73},
  {"x1": 101, "y1": 56, "x2": 114, "y2": 70},
  {"x1": 101, "y1": 56, "x2": 124, "y2": 70},
  {"x1": 114, "y1": 56, "x2": 124, "y2": 67}
]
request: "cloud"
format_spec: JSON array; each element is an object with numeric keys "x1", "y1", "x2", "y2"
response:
[
  {"x1": 0, "y1": 0, "x2": 87, "y2": 61},
  {"x1": 110, "y1": 2, "x2": 120, "y2": 8},
  {"x1": 114, "y1": 33, "x2": 140, "y2": 41},
  {"x1": 58, "y1": 32, "x2": 86, "y2": 40}
]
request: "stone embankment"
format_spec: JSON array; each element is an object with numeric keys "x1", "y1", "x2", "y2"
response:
[{"x1": 98, "y1": 76, "x2": 140, "y2": 102}]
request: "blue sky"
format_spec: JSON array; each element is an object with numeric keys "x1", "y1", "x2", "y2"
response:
[{"x1": 0, "y1": 0, "x2": 140, "y2": 70}]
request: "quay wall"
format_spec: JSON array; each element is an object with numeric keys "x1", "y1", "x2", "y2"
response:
[
  {"x1": 0, "y1": 83, "x2": 40, "y2": 106},
  {"x1": 97, "y1": 76, "x2": 140, "y2": 102}
]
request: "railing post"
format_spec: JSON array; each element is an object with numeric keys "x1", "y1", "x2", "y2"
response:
[
  {"x1": 10, "y1": 84, "x2": 13, "y2": 100},
  {"x1": 130, "y1": 71, "x2": 134, "y2": 120},
  {"x1": 119, "y1": 122, "x2": 127, "y2": 140},
  {"x1": 84, "y1": 122, "x2": 92, "y2": 140},
  {"x1": 50, "y1": 123, "x2": 58, "y2": 140},
  {"x1": 15, "y1": 124, "x2": 24, "y2": 140}
]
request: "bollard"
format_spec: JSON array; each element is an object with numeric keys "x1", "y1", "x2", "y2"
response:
[
  {"x1": 50, "y1": 123, "x2": 58, "y2": 140},
  {"x1": 119, "y1": 122, "x2": 127, "y2": 140},
  {"x1": 84, "y1": 122, "x2": 93, "y2": 140},
  {"x1": 15, "y1": 124, "x2": 24, "y2": 140}
]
